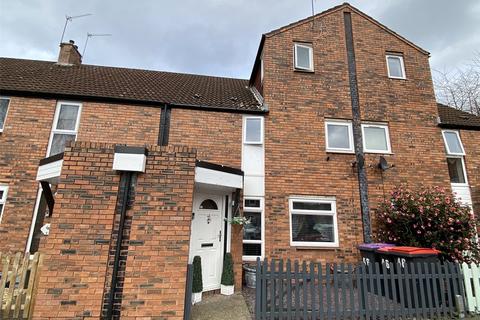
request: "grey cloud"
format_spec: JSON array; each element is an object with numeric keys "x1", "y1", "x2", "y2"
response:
[{"x1": 0, "y1": 0, "x2": 478, "y2": 79}]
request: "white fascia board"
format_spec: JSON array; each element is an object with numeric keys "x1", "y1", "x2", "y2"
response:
[
  {"x1": 36, "y1": 159, "x2": 63, "y2": 183},
  {"x1": 113, "y1": 153, "x2": 146, "y2": 172}
]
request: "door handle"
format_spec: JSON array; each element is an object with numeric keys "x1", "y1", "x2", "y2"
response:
[{"x1": 218, "y1": 230, "x2": 222, "y2": 242}]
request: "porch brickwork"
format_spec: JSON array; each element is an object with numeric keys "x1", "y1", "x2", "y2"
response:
[{"x1": 33, "y1": 142, "x2": 197, "y2": 319}]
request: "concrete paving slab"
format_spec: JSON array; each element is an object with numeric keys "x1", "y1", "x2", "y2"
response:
[{"x1": 192, "y1": 293, "x2": 252, "y2": 320}]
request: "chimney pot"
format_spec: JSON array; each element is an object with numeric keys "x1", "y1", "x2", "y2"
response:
[{"x1": 57, "y1": 40, "x2": 82, "y2": 65}]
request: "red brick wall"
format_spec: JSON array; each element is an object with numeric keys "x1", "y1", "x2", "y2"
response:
[
  {"x1": 33, "y1": 142, "x2": 197, "y2": 319},
  {"x1": 460, "y1": 129, "x2": 480, "y2": 215},
  {"x1": 0, "y1": 98, "x2": 161, "y2": 253},
  {"x1": 0, "y1": 97, "x2": 55, "y2": 252},
  {"x1": 260, "y1": 8, "x2": 452, "y2": 263},
  {"x1": 33, "y1": 142, "x2": 119, "y2": 319},
  {"x1": 169, "y1": 108, "x2": 242, "y2": 168}
]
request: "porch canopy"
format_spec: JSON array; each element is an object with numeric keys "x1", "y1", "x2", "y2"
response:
[{"x1": 194, "y1": 160, "x2": 243, "y2": 191}]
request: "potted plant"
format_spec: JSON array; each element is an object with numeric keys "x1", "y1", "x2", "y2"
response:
[
  {"x1": 220, "y1": 253, "x2": 234, "y2": 295},
  {"x1": 192, "y1": 256, "x2": 203, "y2": 304}
]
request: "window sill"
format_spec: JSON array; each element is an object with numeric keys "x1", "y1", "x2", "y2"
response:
[
  {"x1": 364, "y1": 151, "x2": 394, "y2": 155},
  {"x1": 294, "y1": 246, "x2": 339, "y2": 250},
  {"x1": 326, "y1": 150, "x2": 355, "y2": 154},
  {"x1": 387, "y1": 76, "x2": 406, "y2": 80},
  {"x1": 294, "y1": 68, "x2": 314, "y2": 73}
]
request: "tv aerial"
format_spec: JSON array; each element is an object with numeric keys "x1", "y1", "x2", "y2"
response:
[
  {"x1": 60, "y1": 13, "x2": 93, "y2": 44},
  {"x1": 82, "y1": 33, "x2": 112, "y2": 57}
]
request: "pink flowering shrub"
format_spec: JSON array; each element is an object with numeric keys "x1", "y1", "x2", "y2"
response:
[{"x1": 376, "y1": 185, "x2": 479, "y2": 263}]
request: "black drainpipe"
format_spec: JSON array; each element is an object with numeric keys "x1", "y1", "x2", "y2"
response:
[
  {"x1": 343, "y1": 11, "x2": 372, "y2": 243},
  {"x1": 158, "y1": 104, "x2": 171, "y2": 146},
  {"x1": 105, "y1": 171, "x2": 133, "y2": 320}
]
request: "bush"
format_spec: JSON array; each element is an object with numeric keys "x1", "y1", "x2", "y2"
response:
[
  {"x1": 192, "y1": 256, "x2": 203, "y2": 293},
  {"x1": 221, "y1": 253, "x2": 234, "y2": 286},
  {"x1": 376, "y1": 185, "x2": 479, "y2": 263}
]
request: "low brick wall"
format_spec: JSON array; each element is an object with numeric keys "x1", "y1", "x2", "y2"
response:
[{"x1": 33, "y1": 142, "x2": 197, "y2": 319}]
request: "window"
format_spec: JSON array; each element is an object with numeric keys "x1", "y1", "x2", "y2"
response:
[
  {"x1": 442, "y1": 130, "x2": 465, "y2": 156},
  {"x1": 325, "y1": 120, "x2": 354, "y2": 153},
  {"x1": 243, "y1": 197, "x2": 264, "y2": 260},
  {"x1": 199, "y1": 199, "x2": 218, "y2": 210},
  {"x1": 0, "y1": 97, "x2": 10, "y2": 132},
  {"x1": 0, "y1": 186, "x2": 8, "y2": 223},
  {"x1": 447, "y1": 157, "x2": 467, "y2": 184},
  {"x1": 244, "y1": 117, "x2": 263, "y2": 144},
  {"x1": 289, "y1": 197, "x2": 338, "y2": 247},
  {"x1": 386, "y1": 54, "x2": 406, "y2": 79},
  {"x1": 294, "y1": 43, "x2": 313, "y2": 71},
  {"x1": 48, "y1": 102, "x2": 81, "y2": 156},
  {"x1": 362, "y1": 123, "x2": 391, "y2": 153}
]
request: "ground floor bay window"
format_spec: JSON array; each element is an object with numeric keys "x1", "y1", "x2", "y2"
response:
[
  {"x1": 289, "y1": 197, "x2": 338, "y2": 247},
  {"x1": 243, "y1": 197, "x2": 264, "y2": 261}
]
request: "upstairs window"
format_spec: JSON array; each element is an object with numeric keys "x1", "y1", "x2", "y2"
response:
[
  {"x1": 325, "y1": 120, "x2": 354, "y2": 153},
  {"x1": 0, "y1": 186, "x2": 8, "y2": 223},
  {"x1": 294, "y1": 43, "x2": 313, "y2": 71},
  {"x1": 48, "y1": 102, "x2": 82, "y2": 156},
  {"x1": 447, "y1": 157, "x2": 467, "y2": 184},
  {"x1": 0, "y1": 97, "x2": 10, "y2": 132},
  {"x1": 442, "y1": 130, "x2": 465, "y2": 156},
  {"x1": 362, "y1": 123, "x2": 392, "y2": 153},
  {"x1": 244, "y1": 117, "x2": 263, "y2": 144},
  {"x1": 386, "y1": 54, "x2": 406, "y2": 79},
  {"x1": 289, "y1": 197, "x2": 338, "y2": 247}
]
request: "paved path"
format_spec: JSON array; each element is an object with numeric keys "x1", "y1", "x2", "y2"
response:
[{"x1": 192, "y1": 292, "x2": 252, "y2": 320}]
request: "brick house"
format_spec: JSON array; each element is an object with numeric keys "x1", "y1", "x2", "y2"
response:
[{"x1": 0, "y1": 3, "x2": 478, "y2": 319}]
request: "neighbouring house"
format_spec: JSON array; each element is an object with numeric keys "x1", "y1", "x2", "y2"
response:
[{"x1": 0, "y1": 3, "x2": 478, "y2": 319}]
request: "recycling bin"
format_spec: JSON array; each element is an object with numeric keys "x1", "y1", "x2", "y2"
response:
[
  {"x1": 375, "y1": 246, "x2": 440, "y2": 306},
  {"x1": 358, "y1": 243, "x2": 395, "y2": 295}
]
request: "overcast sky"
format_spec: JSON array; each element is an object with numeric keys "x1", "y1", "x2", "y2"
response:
[{"x1": 1, "y1": 0, "x2": 479, "y2": 79}]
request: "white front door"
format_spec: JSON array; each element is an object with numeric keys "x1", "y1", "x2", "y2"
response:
[{"x1": 189, "y1": 193, "x2": 224, "y2": 291}]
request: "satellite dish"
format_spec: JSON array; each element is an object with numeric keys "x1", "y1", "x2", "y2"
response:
[{"x1": 378, "y1": 156, "x2": 389, "y2": 171}]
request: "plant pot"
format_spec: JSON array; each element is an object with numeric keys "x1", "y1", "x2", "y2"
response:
[
  {"x1": 243, "y1": 265, "x2": 256, "y2": 288},
  {"x1": 221, "y1": 284, "x2": 234, "y2": 295},
  {"x1": 192, "y1": 292, "x2": 202, "y2": 304}
]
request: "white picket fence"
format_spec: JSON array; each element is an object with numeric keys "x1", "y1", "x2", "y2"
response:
[{"x1": 462, "y1": 263, "x2": 480, "y2": 314}]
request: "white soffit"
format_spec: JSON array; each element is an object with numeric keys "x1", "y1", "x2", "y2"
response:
[
  {"x1": 37, "y1": 154, "x2": 63, "y2": 184},
  {"x1": 195, "y1": 163, "x2": 243, "y2": 189}
]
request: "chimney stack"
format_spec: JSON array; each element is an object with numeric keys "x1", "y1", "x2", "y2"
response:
[{"x1": 57, "y1": 40, "x2": 82, "y2": 65}]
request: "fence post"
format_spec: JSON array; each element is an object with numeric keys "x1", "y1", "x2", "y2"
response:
[{"x1": 183, "y1": 264, "x2": 193, "y2": 320}]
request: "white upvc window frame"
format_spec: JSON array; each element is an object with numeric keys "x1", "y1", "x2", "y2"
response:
[
  {"x1": 0, "y1": 185, "x2": 8, "y2": 224},
  {"x1": 243, "y1": 116, "x2": 264, "y2": 145},
  {"x1": 0, "y1": 96, "x2": 11, "y2": 133},
  {"x1": 325, "y1": 120, "x2": 354, "y2": 153},
  {"x1": 442, "y1": 130, "x2": 465, "y2": 156},
  {"x1": 289, "y1": 196, "x2": 339, "y2": 248},
  {"x1": 242, "y1": 197, "x2": 265, "y2": 261},
  {"x1": 46, "y1": 101, "x2": 82, "y2": 156},
  {"x1": 294, "y1": 43, "x2": 314, "y2": 72},
  {"x1": 386, "y1": 54, "x2": 406, "y2": 79},
  {"x1": 361, "y1": 123, "x2": 392, "y2": 154},
  {"x1": 447, "y1": 156, "x2": 469, "y2": 187}
]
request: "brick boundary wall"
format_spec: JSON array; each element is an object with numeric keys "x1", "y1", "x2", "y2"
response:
[{"x1": 33, "y1": 142, "x2": 197, "y2": 319}]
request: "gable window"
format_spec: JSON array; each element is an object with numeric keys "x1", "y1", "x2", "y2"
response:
[
  {"x1": 0, "y1": 186, "x2": 8, "y2": 223},
  {"x1": 48, "y1": 102, "x2": 82, "y2": 156},
  {"x1": 362, "y1": 123, "x2": 391, "y2": 153},
  {"x1": 386, "y1": 54, "x2": 406, "y2": 79},
  {"x1": 294, "y1": 43, "x2": 313, "y2": 71},
  {"x1": 289, "y1": 197, "x2": 338, "y2": 247},
  {"x1": 325, "y1": 120, "x2": 354, "y2": 153},
  {"x1": 0, "y1": 97, "x2": 10, "y2": 132},
  {"x1": 244, "y1": 117, "x2": 263, "y2": 144},
  {"x1": 243, "y1": 197, "x2": 264, "y2": 260},
  {"x1": 442, "y1": 130, "x2": 465, "y2": 156}
]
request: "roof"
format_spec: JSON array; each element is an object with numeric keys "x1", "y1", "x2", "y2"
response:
[
  {"x1": 249, "y1": 2, "x2": 429, "y2": 84},
  {"x1": 0, "y1": 57, "x2": 264, "y2": 113},
  {"x1": 437, "y1": 103, "x2": 480, "y2": 130}
]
